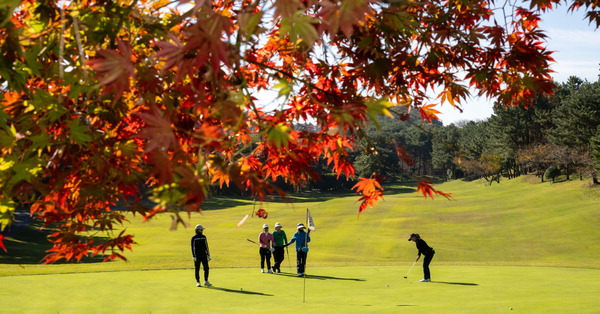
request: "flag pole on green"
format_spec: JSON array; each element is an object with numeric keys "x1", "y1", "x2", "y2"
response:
[{"x1": 303, "y1": 208, "x2": 315, "y2": 302}]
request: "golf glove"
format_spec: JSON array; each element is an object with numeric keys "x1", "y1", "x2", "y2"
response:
[
  {"x1": 193, "y1": 257, "x2": 196, "y2": 262},
  {"x1": 207, "y1": 255, "x2": 211, "y2": 261},
  {"x1": 269, "y1": 248, "x2": 275, "y2": 253}
]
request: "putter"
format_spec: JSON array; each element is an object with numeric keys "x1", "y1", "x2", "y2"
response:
[{"x1": 403, "y1": 260, "x2": 417, "y2": 279}]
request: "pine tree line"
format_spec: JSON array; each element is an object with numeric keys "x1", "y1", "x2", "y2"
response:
[{"x1": 431, "y1": 76, "x2": 600, "y2": 184}]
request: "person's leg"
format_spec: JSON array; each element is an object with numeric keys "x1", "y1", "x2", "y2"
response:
[
  {"x1": 423, "y1": 252, "x2": 434, "y2": 280},
  {"x1": 302, "y1": 251, "x2": 308, "y2": 274},
  {"x1": 296, "y1": 250, "x2": 302, "y2": 274},
  {"x1": 194, "y1": 259, "x2": 201, "y2": 283},
  {"x1": 266, "y1": 250, "x2": 272, "y2": 270},
  {"x1": 260, "y1": 248, "x2": 266, "y2": 269},
  {"x1": 201, "y1": 257, "x2": 210, "y2": 282},
  {"x1": 279, "y1": 247, "x2": 284, "y2": 272},
  {"x1": 274, "y1": 247, "x2": 283, "y2": 271},
  {"x1": 298, "y1": 251, "x2": 307, "y2": 274},
  {"x1": 272, "y1": 248, "x2": 279, "y2": 271}
]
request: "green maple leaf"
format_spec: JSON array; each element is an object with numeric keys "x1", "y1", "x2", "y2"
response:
[
  {"x1": 68, "y1": 120, "x2": 92, "y2": 145},
  {"x1": 267, "y1": 123, "x2": 292, "y2": 148},
  {"x1": 274, "y1": 79, "x2": 293, "y2": 98},
  {"x1": 0, "y1": 124, "x2": 16, "y2": 149},
  {"x1": 366, "y1": 98, "x2": 394, "y2": 128},
  {"x1": 0, "y1": 199, "x2": 16, "y2": 231},
  {"x1": 280, "y1": 11, "x2": 319, "y2": 48}
]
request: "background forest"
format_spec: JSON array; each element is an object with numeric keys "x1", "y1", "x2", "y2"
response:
[{"x1": 261, "y1": 74, "x2": 600, "y2": 193}]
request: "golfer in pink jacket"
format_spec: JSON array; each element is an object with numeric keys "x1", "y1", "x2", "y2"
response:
[{"x1": 258, "y1": 224, "x2": 275, "y2": 273}]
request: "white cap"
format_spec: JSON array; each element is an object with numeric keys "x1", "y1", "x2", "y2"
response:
[
  {"x1": 275, "y1": 222, "x2": 282, "y2": 227},
  {"x1": 297, "y1": 223, "x2": 305, "y2": 229},
  {"x1": 263, "y1": 224, "x2": 269, "y2": 228},
  {"x1": 195, "y1": 224, "x2": 205, "y2": 230}
]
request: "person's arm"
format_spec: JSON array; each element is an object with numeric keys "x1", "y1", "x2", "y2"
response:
[
  {"x1": 205, "y1": 237, "x2": 210, "y2": 260},
  {"x1": 283, "y1": 231, "x2": 288, "y2": 244},
  {"x1": 268, "y1": 234, "x2": 275, "y2": 252},
  {"x1": 285, "y1": 233, "x2": 296, "y2": 247},
  {"x1": 191, "y1": 237, "x2": 196, "y2": 261}
]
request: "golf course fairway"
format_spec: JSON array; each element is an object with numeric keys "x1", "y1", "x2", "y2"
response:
[{"x1": 1, "y1": 177, "x2": 599, "y2": 312}]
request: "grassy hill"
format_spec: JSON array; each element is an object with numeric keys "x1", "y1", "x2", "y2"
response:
[{"x1": 1, "y1": 176, "x2": 599, "y2": 276}]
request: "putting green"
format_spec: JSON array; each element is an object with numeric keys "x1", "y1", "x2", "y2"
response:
[{"x1": 1, "y1": 266, "x2": 599, "y2": 313}]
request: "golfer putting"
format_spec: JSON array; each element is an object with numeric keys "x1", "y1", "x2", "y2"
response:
[
  {"x1": 408, "y1": 233, "x2": 435, "y2": 282},
  {"x1": 285, "y1": 223, "x2": 311, "y2": 276},
  {"x1": 191, "y1": 224, "x2": 212, "y2": 287}
]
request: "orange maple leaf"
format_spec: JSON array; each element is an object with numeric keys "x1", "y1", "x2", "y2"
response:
[
  {"x1": 419, "y1": 104, "x2": 441, "y2": 123},
  {"x1": 211, "y1": 169, "x2": 231, "y2": 188},
  {"x1": 352, "y1": 176, "x2": 384, "y2": 214},
  {"x1": 417, "y1": 179, "x2": 453, "y2": 200}
]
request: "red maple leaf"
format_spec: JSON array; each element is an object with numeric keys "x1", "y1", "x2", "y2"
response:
[
  {"x1": 393, "y1": 140, "x2": 415, "y2": 166},
  {"x1": 0, "y1": 235, "x2": 7, "y2": 252},
  {"x1": 87, "y1": 40, "x2": 135, "y2": 99}
]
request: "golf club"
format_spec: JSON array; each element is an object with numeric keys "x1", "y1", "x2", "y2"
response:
[
  {"x1": 247, "y1": 238, "x2": 259, "y2": 245},
  {"x1": 403, "y1": 259, "x2": 417, "y2": 279}
]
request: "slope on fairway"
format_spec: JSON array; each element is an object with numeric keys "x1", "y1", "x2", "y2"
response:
[{"x1": 1, "y1": 266, "x2": 599, "y2": 313}]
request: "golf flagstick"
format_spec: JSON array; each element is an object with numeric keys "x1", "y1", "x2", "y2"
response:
[{"x1": 303, "y1": 208, "x2": 311, "y2": 303}]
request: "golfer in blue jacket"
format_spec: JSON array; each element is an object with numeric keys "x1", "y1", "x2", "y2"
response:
[{"x1": 285, "y1": 223, "x2": 311, "y2": 276}]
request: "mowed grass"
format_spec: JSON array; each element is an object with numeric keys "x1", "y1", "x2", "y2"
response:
[
  {"x1": 1, "y1": 266, "x2": 600, "y2": 313},
  {"x1": 1, "y1": 176, "x2": 600, "y2": 312}
]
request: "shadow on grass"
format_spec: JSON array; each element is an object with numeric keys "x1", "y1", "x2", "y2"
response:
[
  {"x1": 202, "y1": 184, "x2": 417, "y2": 211},
  {"x1": 276, "y1": 272, "x2": 365, "y2": 281},
  {"x1": 119, "y1": 181, "x2": 421, "y2": 212},
  {"x1": 207, "y1": 286, "x2": 273, "y2": 296},
  {"x1": 431, "y1": 281, "x2": 478, "y2": 286},
  {"x1": 0, "y1": 211, "x2": 108, "y2": 265},
  {"x1": 383, "y1": 186, "x2": 416, "y2": 195}
]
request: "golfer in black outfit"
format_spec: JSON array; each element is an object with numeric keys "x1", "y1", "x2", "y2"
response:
[
  {"x1": 408, "y1": 233, "x2": 435, "y2": 282},
  {"x1": 191, "y1": 224, "x2": 212, "y2": 287}
]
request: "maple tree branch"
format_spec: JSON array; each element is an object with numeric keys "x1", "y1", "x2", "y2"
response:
[
  {"x1": 59, "y1": 3, "x2": 65, "y2": 80},
  {"x1": 72, "y1": 16, "x2": 87, "y2": 79}
]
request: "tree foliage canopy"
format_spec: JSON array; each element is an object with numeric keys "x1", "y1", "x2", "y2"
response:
[{"x1": 1, "y1": 0, "x2": 598, "y2": 262}]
